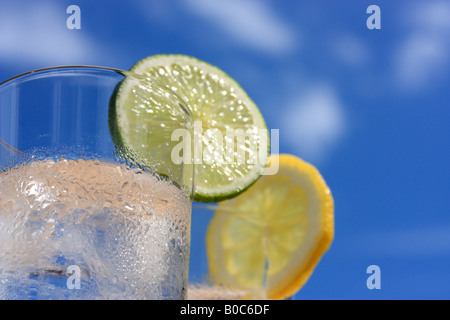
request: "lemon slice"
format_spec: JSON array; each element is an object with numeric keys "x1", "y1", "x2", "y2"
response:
[
  {"x1": 126, "y1": 54, "x2": 269, "y2": 203},
  {"x1": 206, "y1": 154, "x2": 334, "y2": 299}
]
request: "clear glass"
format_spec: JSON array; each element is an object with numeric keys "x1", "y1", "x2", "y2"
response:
[{"x1": 0, "y1": 66, "x2": 194, "y2": 300}]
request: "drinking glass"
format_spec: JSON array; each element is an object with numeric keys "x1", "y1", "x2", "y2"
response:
[{"x1": 0, "y1": 66, "x2": 194, "y2": 300}]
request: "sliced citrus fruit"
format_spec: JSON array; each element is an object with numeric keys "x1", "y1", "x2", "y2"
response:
[
  {"x1": 109, "y1": 73, "x2": 194, "y2": 194},
  {"x1": 206, "y1": 154, "x2": 334, "y2": 299},
  {"x1": 124, "y1": 54, "x2": 269, "y2": 203}
]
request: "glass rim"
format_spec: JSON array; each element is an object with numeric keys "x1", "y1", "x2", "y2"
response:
[{"x1": 0, "y1": 65, "x2": 193, "y2": 119}]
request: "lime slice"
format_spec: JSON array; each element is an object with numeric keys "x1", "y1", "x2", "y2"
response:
[
  {"x1": 206, "y1": 154, "x2": 334, "y2": 299},
  {"x1": 113, "y1": 54, "x2": 269, "y2": 202},
  {"x1": 109, "y1": 74, "x2": 194, "y2": 194}
]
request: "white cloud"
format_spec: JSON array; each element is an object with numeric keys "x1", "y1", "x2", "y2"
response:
[
  {"x1": 184, "y1": 0, "x2": 297, "y2": 55},
  {"x1": 394, "y1": 33, "x2": 448, "y2": 88},
  {"x1": 281, "y1": 85, "x2": 346, "y2": 162},
  {"x1": 363, "y1": 224, "x2": 450, "y2": 258},
  {"x1": 0, "y1": 2, "x2": 102, "y2": 67},
  {"x1": 414, "y1": 0, "x2": 450, "y2": 33},
  {"x1": 394, "y1": 1, "x2": 450, "y2": 90},
  {"x1": 331, "y1": 35, "x2": 369, "y2": 67}
]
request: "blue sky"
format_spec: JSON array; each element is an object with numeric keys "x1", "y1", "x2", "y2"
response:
[{"x1": 0, "y1": 0, "x2": 449, "y2": 299}]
